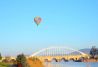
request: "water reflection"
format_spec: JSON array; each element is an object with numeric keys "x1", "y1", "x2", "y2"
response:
[{"x1": 44, "y1": 62, "x2": 98, "y2": 67}]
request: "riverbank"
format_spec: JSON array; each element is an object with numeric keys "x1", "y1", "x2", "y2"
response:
[{"x1": 83, "y1": 59, "x2": 98, "y2": 62}]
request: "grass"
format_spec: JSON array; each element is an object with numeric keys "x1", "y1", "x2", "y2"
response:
[{"x1": 0, "y1": 62, "x2": 11, "y2": 67}]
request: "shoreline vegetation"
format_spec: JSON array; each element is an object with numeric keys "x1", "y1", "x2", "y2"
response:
[
  {"x1": 0, "y1": 55, "x2": 44, "y2": 67},
  {"x1": 27, "y1": 58, "x2": 43, "y2": 67}
]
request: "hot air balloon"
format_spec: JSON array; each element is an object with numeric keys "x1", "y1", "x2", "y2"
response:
[{"x1": 34, "y1": 16, "x2": 42, "y2": 26}]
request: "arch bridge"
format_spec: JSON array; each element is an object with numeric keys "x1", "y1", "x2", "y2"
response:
[{"x1": 30, "y1": 47, "x2": 89, "y2": 62}]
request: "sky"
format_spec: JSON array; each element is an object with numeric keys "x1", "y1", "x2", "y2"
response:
[{"x1": 0, "y1": 0, "x2": 98, "y2": 56}]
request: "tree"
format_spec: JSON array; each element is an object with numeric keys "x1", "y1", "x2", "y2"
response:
[
  {"x1": 0, "y1": 53, "x2": 2, "y2": 60},
  {"x1": 16, "y1": 54, "x2": 29, "y2": 67},
  {"x1": 90, "y1": 46, "x2": 98, "y2": 59}
]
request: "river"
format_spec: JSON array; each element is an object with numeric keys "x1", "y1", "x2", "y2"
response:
[{"x1": 44, "y1": 61, "x2": 98, "y2": 67}]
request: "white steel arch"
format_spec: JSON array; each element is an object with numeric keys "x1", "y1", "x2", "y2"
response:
[{"x1": 30, "y1": 46, "x2": 86, "y2": 57}]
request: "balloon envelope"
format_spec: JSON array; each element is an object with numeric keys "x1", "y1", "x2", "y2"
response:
[{"x1": 34, "y1": 16, "x2": 42, "y2": 25}]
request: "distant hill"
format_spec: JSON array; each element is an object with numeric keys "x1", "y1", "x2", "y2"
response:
[
  {"x1": 79, "y1": 48, "x2": 91, "y2": 54},
  {"x1": 69, "y1": 48, "x2": 91, "y2": 55}
]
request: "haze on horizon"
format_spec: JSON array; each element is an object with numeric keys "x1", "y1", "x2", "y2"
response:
[{"x1": 0, "y1": 0, "x2": 98, "y2": 56}]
